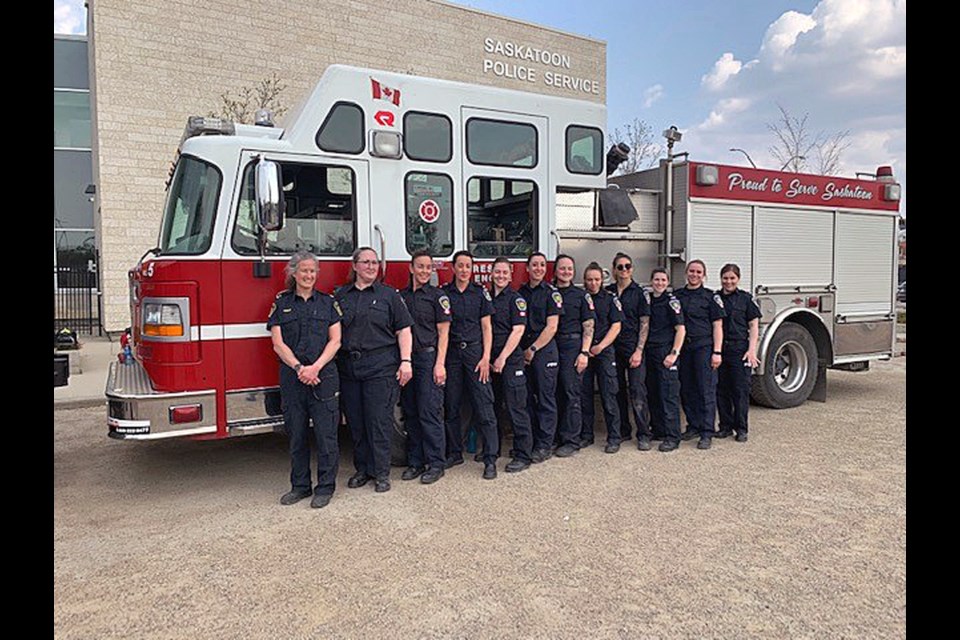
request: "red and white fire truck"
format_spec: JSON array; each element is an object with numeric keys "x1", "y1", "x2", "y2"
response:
[{"x1": 105, "y1": 64, "x2": 901, "y2": 442}]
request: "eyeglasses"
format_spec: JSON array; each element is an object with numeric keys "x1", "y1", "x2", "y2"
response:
[
  {"x1": 615, "y1": 263, "x2": 632, "y2": 271},
  {"x1": 355, "y1": 260, "x2": 379, "y2": 266}
]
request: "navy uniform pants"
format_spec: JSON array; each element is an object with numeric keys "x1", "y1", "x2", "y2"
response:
[
  {"x1": 400, "y1": 349, "x2": 446, "y2": 471},
  {"x1": 581, "y1": 347, "x2": 622, "y2": 445},
  {"x1": 340, "y1": 374, "x2": 400, "y2": 482},
  {"x1": 555, "y1": 335, "x2": 586, "y2": 448},
  {"x1": 492, "y1": 357, "x2": 533, "y2": 462},
  {"x1": 444, "y1": 343, "x2": 499, "y2": 464},
  {"x1": 281, "y1": 367, "x2": 340, "y2": 496},
  {"x1": 525, "y1": 341, "x2": 559, "y2": 452},
  {"x1": 646, "y1": 343, "x2": 681, "y2": 444},
  {"x1": 678, "y1": 340, "x2": 718, "y2": 437},
  {"x1": 718, "y1": 341, "x2": 752, "y2": 435},
  {"x1": 614, "y1": 347, "x2": 651, "y2": 440}
]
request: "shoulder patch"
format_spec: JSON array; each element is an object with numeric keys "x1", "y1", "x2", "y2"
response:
[
  {"x1": 275, "y1": 290, "x2": 286, "y2": 300},
  {"x1": 585, "y1": 292, "x2": 594, "y2": 310},
  {"x1": 516, "y1": 297, "x2": 527, "y2": 312},
  {"x1": 643, "y1": 290, "x2": 651, "y2": 304},
  {"x1": 551, "y1": 291, "x2": 563, "y2": 308},
  {"x1": 669, "y1": 297, "x2": 681, "y2": 315},
  {"x1": 439, "y1": 295, "x2": 452, "y2": 315},
  {"x1": 268, "y1": 302, "x2": 276, "y2": 317},
  {"x1": 482, "y1": 288, "x2": 492, "y2": 302},
  {"x1": 613, "y1": 297, "x2": 622, "y2": 312},
  {"x1": 713, "y1": 293, "x2": 724, "y2": 309},
  {"x1": 333, "y1": 300, "x2": 343, "y2": 317}
]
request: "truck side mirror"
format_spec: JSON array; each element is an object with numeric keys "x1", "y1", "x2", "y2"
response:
[{"x1": 255, "y1": 158, "x2": 284, "y2": 232}]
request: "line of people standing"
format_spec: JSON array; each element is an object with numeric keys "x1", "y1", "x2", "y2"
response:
[{"x1": 269, "y1": 247, "x2": 761, "y2": 509}]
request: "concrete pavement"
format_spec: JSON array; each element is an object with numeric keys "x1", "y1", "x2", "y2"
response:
[{"x1": 54, "y1": 335, "x2": 120, "y2": 409}]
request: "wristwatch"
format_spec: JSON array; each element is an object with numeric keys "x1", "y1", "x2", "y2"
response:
[
  {"x1": 670, "y1": 349, "x2": 679, "y2": 356},
  {"x1": 400, "y1": 358, "x2": 412, "y2": 363},
  {"x1": 580, "y1": 350, "x2": 590, "y2": 357},
  {"x1": 293, "y1": 363, "x2": 303, "y2": 372},
  {"x1": 712, "y1": 351, "x2": 722, "y2": 356},
  {"x1": 529, "y1": 345, "x2": 538, "y2": 354}
]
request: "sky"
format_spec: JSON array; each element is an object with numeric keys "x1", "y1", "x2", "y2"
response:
[{"x1": 54, "y1": 0, "x2": 906, "y2": 214}]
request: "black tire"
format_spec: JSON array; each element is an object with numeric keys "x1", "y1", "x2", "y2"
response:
[{"x1": 751, "y1": 323, "x2": 818, "y2": 409}]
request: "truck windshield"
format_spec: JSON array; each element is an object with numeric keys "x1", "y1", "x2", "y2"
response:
[{"x1": 159, "y1": 155, "x2": 222, "y2": 255}]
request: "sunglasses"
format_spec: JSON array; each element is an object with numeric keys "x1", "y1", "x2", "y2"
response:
[{"x1": 615, "y1": 263, "x2": 632, "y2": 271}]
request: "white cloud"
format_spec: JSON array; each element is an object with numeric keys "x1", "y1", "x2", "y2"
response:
[
  {"x1": 643, "y1": 84, "x2": 664, "y2": 108},
  {"x1": 54, "y1": 0, "x2": 85, "y2": 35},
  {"x1": 701, "y1": 53, "x2": 744, "y2": 91},
  {"x1": 686, "y1": 0, "x2": 906, "y2": 211}
]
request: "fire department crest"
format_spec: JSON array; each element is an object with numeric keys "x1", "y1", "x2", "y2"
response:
[
  {"x1": 439, "y1": 295, "x2": 452, "y2": 314},
  {"x1": 268, "y1": 302, "x2": 276, "y2": 317},
  {"x1": 551, "y1": 291, "x2": 563, "y2": 308},
  {"x1": 333, "y1": 300, "x2": 343, "y2": 317},
  {"x1": 482, "y1": 288, "x2": 492, "y2": 302},
  {"x1": 644, "y1": 290, "x2": 651, "y2": 305},
  {"x1": 713, "y1": 293, "x2": 724, "y2": 309},
  {"x1": 585, "y1": 293, "x2": 594, "y2": 310},
  {"x1": 613, "y1": 297, "x2": 622, "y2": 312},
  {"x1": 669, "y1": 297, "x2": 681, "y2": 314},
  {"x1": 516, "y1": 298, "x2": 527, "y2": 312}
]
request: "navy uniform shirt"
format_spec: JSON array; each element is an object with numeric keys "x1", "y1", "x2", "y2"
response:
[
  {"x1": 518, "y1": 281, "x2": 563, "y2": 350},
  {"x1": 648, "y1": 292, "x2": 685, "y2": 346},
  {"x1": 720, "y1": 288, "x2": 762, "y2": 346},
  {"x1": 606, "y1": 281, "x2": 650, "y2": 353},
  {"x1": 442, "y1": 281, "x2": 493, "y2": 345},
  {"x1": 556, "y1": 284, "x2": 596, "y2": 336},
  {"x1": 674, "y1": 285, "x2": 726, "y2": 344},
  {"x1": 491, "y1": 286, "x2": 527, "y2": 357},
  {"x1": 334, "y1": 281, "x2": 413, "y2": 353},
  {"x1": 266, "y1": 289, "x2": 341, "y2": 364},
  {"x1": 590, "y1": 288, "x2": 624, "y2": 346},
  {"x1": 400, "y1": 283, "x2": 451, "y2": 352}
]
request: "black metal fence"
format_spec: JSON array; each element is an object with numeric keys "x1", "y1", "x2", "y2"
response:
[{"x1": 54, "y1": 260, "x2": 103, "y2": 336}]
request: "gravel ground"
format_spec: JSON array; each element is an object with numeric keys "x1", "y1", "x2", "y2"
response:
[{"x1": 54, "y1": 358, "x2": 906, "y2": 639}]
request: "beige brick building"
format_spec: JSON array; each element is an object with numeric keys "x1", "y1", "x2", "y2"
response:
[{"x1": 87, "y1": 0, "x2": 605, "y2": 330}]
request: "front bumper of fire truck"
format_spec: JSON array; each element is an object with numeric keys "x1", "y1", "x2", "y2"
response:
[{"x1": 105, "y1": 359, "x2": 217, "y2": 440}]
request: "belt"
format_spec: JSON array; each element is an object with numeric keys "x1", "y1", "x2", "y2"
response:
[
  {"x1": 557, "y1": 332, "x2": 581, "y2": 339},
  {"x1": 414, "y1": 345, "x2": 436, "y2": 354},
  {"x1": 455, "y1": 341, "x2": 479, "y2": 349},
  {"x1": 345, "y1": 344, "x2": 397, "y2": 360}
]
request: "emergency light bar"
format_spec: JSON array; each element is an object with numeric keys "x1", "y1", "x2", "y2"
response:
[{"x1": 182, "y1": 116, "x2": 236, "y2": 143}]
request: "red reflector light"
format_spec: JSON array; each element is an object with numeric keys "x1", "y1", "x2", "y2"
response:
[
  {"x1": 170, "y1": 405, "x2": 202, "y2": 424},
  {"x1": 807, "y1": 296, "x2": 819, "y2": 308}
]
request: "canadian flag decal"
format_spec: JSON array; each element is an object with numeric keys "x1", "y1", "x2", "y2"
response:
[{"x1": 371, "y1": 78, "x2": 401, "y2": 106}]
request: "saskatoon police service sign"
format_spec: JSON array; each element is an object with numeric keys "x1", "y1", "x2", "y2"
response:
[{"x1": 482, "y1": 37, "x2": 601, "y2": 96}]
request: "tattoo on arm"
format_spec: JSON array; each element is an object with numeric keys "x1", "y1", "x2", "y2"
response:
[
  {"x1": 638, "y1": 317, "x2": 649, "y2": 349},
  {"x1": 582, "y1": 319, "x2": 595, "y2": 344}
]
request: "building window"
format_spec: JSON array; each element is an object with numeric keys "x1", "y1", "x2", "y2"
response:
[
  {"x1": 405, "y1": 172, "x2": 453, "y2": 256},
  {"x1": 233, "y1": 161, "x2": 357, "y2": 257},
  {"x1": 315, "y1": 102, "x2": 364, "y2": 154},
  {"x1": 404, "y1": 112, "x2": 452, "y2": 163},
  {"x1": 467, "y1": 176, "x2": 537, "y2": 258},
  {"x1": 54, "y1": 90, "x2": 91, "y2": 149},
  {"x1": 466, "y1": 118, "x2": 538, "y2": 168},
  {"x1": 566, "y1": 125, "x2": 603, "y2": 175}
]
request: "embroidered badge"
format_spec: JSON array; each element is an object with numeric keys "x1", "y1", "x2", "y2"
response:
[
  {"x1": 613, "y1": 297, "x2": 623, "y2": 312},
  {"x1": 644, "y1": 291, "x2": 651, "y2": 304},
  {"x1": 585, "y1": 293, "x2": 594, "y2": 310},
  {"x1": 268, "y1": 302, "x2": 276, "y2": 317},
  {"x1": 482, "y1": 288, "x2": 492, "y2": 302},
  {"x1": 333, "y1": 301, "x2": 343, "y2": 317},
  {"x1": 669, "y1": 298, "x2": 681, "y2": 315},
  {"x1": 439, "y1": 295, "x2": 452, "y2": 315},
  {"x1": 713, "y1": 293, "x2": 724, "y2": 309},
  {"x1": 551, "y1": 291, "x2": 563, "y2": 308},
  {"x1": 516, "y1": 298, "x2": 527, "y2": 312}
]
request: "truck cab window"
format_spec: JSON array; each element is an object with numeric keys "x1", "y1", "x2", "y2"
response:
[
  {"x1": 405, "y1": 172, "x2": 453, "y2": 256},
  {"x1": 159, "y1": 156, "x2": 221, "y2": 255},
  {"x1": 466, "y1": 118, "x2": 538, "y2": 168},
  {"x1": 467, "y1": 176, "x2": 536, "y2": 258},
  {"x1": 232, "y1": 161, "x2": 356, "y2": 256},
  {"x1": 404, "y1": 112, "x2": 452, "y2": 162},
  {"x1": 566, "y1": 125, "x2": 603, "y2": 175},
  {"x1": 315, "y1": 102, "x2": 364, "y2": 154}
]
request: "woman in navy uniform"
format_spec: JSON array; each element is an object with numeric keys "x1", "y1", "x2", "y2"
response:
[
  {"x1": 519, "y1": 252, "x2": 563, "y2": 463},
  {"x1": 605, "y1": 252, "x2": 653, "y2": 449},
  {"x1": 580, "y1": 261, "x2": 624, "y2": 453},
  {"x1": 552, "y1": 254, "x2": 595, "y2": 457},
  {"x1": 646, "y1": 267, "x2": 686, "y2": 452},
  {"x1": 489, "y1": 257, "x2": 534, "y2": 472},
  {"x1": 267, "y1": 250, "x2": 343, "y2": 509},
  {"x1": 335, "y1": 247, "x2": 414, "y2": 493},
  {"x1": 398, "y1": 250, "x2": 451, "y2": 485},
  {"x1": 441, "y1": 250, "x2": 501, "y2": 480},
  {"x1": 674, "y1": 259, "x2": 726, "y2": 450},
  {"x1": 715, "y1": 263, "x2": 761, "y2": 443}
]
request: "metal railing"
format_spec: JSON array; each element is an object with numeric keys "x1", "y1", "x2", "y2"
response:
[{"x1": 53, "y1": 258, "x2": 103, "y2": 336}]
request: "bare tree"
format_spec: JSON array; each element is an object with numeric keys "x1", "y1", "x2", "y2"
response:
[
  {"x1": 609, "y1": 118, "x2": 663, "y2": 175},
  {"x1": 767, "y1": 103, "x2": 850, "y2": 175},
  {"x1": 210, "y1": 73, "x2": 288, "y2": 124},
  {"x1": 812, "y1": 129, "x2": 851, "y2": 176}
]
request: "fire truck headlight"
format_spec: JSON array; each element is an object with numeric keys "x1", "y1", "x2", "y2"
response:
[
  {"x1": 143, "y1": 303, "x2": 185, "y2": 337},
  {"x1": 696, "y1": 165, "x2": 719, "y2": 186},
  {"x1": 883, "y1": 184, "x2": 901, "y2": 201},
  {"x1": 371, "y1": 131, "x2": 402, "y2": 159}
]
